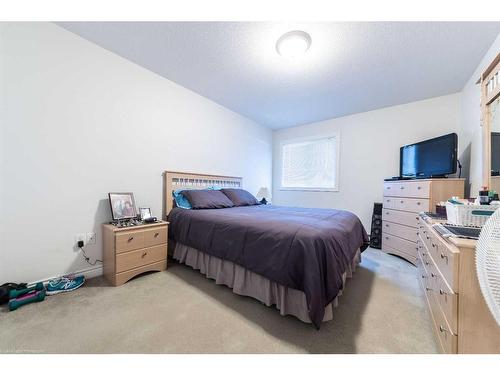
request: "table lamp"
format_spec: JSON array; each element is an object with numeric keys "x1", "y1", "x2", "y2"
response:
[{"x1": 256, "y1": 187, "x2": 271, "y2": 205}]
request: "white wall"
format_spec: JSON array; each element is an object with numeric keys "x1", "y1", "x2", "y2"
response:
[
  {"x1": 0, "y1": 23, "x2": 272, "y2": 284},
  {"x1": 273, "y1": 94, "x2": 461, "y2": 229},
  {"x1": 459, "y1": 33, "x2": 500, "y2": 197}
]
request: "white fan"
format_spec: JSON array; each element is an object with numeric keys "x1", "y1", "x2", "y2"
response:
[{"x1": 476, "y1": 208, "x2": 500, "y2": 326}]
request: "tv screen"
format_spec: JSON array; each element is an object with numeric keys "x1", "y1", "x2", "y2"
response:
[
  {"x1": 400, "y1": 133, "x2": 458, "y2": 178},
  {"x1": 491, "y1": 132, "x2": 500, "y2": 174}
]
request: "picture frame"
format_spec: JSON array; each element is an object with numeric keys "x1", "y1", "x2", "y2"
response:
[
  {"x1": 139, "y1": 207, "x2": 152, "y2": 220},
  {"x1": 108, "y1": 192, "x2": 137, "y2": 220}
]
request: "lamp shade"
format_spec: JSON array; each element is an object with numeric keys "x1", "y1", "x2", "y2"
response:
[{"x1": 256, "y1": 187, "x2": 271, "y2": 200}]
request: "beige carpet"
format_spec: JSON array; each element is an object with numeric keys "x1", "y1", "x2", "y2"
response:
[{"x1": 0, "y1": 248, "x2": 438, "y2": 354}]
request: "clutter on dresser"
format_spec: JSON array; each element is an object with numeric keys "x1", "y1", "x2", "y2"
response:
[{"x1": 446, "y1": 195, "x2": 499, "y2": 227}]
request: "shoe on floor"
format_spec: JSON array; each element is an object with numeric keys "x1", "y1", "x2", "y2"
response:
[{"x1": 46, "y1": 276, "x2": 85, "y2": 295}]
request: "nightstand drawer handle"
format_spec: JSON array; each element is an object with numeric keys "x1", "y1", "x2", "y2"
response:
[
  {"x1": 128, "y1": 236, "x2": 134, "y2": 242},
  {"x1": 141, "y1": 252, "x2": 147, "y2": 258},
  {"x1": 154, "y1": 232, "x2": 159, "y2": 238}
]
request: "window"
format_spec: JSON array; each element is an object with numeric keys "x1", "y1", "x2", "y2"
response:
[{"x1": 280, "y1": 135, "x2": 339, "y2": 191}]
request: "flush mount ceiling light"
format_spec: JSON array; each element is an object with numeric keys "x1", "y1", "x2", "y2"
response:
[{"x1": 276, "y1": 30, "x2": 312, "y2": 59}]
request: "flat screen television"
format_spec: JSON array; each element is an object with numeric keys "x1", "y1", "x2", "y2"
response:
[{"x1": 400, "y1": 133, "x2": 458, "y2": 178}]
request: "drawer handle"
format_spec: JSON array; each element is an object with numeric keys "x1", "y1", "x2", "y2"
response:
[
  {"x1": 385, "y1": 224, "x2": 389, "y2": 227},
  {"x1": 425, "y1": 287, "x2": 432, "y2": 291},
  {"x1": 425, "y1": 261, "x2": 430, "y2": 266},
  {"x1": 421, "y1": 275, "x2": 427, "y2": 279},
  {"x1": 385, "y1": 236, "x2": 389, "y2": 240},
  {"x1": 417, "y1": 202, "x2": 421, "y2": 206},
  {"x1": 417, "y1": 186, "x2": 422, "y2": 190},
  {"x1": 400, "y1": 200, "x2": 404, "y2": 204},
  {"x1": 385, "y1": 212, "x2": 389, "y2": 215},
  {"x1": 440, "y1": 253, "x2": 448, "y2": 261},
  {"x1": 426, "y1": 236, "x2": 430, "y2": 240},
  {"x1": 439, "y1": 325, "x2": 448, "y2": 333},
  {"x1": 141, "y1": 252, "x2": 147, "y2": 258},
  {"x1": 431, "y1": 273, "x2": 437, "y2": 278},
  {"x1": 400, "y1": 186, "x2": 405, "y2": 189},
  {"x1": 154, "y1": 232, "x2": 159, "y2": 238},
  {"x1": 439, "y1": 289, "x2": 448, "y2": 296},
  {"x1": 128, "y1": 236, "x2": 134, "y2": 242},
  {"x1": 431, "y1": 243, "x2": 436, "y2": 248}
]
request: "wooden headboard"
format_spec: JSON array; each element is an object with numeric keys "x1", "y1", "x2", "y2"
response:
[{"x1": 163, "y1": 171, "x2": 243, "y2": 218}]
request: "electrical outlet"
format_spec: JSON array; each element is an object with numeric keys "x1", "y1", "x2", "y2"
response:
[
  {"x1": 75, "y1": 233, "x2": 86, "y2": 246},
  {"x1": 86, "y1": 232, "x2": 97, "y2": 245}
]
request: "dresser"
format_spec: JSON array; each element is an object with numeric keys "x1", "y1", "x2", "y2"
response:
[
  {"x1": 382, "y1": 178, "x2": 465, "y2": 264},
  {"x1": 102, "y1": 221, "x2": 169, "y2": 286},
  {"x1": 417, "y1": 214, "x2": 500, "y2": 353}
]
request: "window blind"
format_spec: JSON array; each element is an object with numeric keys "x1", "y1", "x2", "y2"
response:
[{"x1": 281, "y1": 136, "x2": 337, "y2": 189}]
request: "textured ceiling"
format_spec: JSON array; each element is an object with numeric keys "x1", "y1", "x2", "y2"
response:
[{"x1": 57, "y1": 22, "x2": 500, "y2": 129}]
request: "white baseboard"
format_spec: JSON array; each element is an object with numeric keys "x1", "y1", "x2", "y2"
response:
[{"x1": 30, "y1": 265, "x2": 103, "y2": 285}]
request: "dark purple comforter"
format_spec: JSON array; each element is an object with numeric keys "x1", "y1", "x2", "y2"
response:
[{"x1": 168, "y1": 205, "x2": 369, "y2": 328}]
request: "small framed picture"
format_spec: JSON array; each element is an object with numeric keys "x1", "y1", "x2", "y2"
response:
[
  {"x1": 139, "y1": 207, "x2": 152, "y2": 220},
  {"x1": 108, "y1": 192, "x2": 137, "y2": 220}
]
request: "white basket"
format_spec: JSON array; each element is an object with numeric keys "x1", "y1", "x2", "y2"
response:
[{"x1": 446, "y1": 202, "x2": 498, "y2": 227}]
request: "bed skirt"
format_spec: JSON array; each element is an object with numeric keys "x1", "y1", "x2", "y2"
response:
[{"x1": 172, "y1": 242, "x2": 361, "y2": 324}]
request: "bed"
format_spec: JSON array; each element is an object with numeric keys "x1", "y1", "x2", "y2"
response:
[{"x1": 164, "y1": 171, "x2": 369, "y2": 328}]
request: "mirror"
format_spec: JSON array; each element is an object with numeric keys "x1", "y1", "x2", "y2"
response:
[
  {"x1": 491, "y1": 96, "x2": 500, "y2": 193},
  {"x1": 480, "y1": 53, "x2": 500, "y2": 194}
]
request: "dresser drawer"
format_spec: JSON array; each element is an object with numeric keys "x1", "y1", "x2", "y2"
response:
[
  {"x1": 115, "y1": 231, "x2": 145, "y2": 253},
  {"x1": 428, "y1": 291, "x2": 457, "y2": 354},
  {"x1": 385, "y1": 197, "x2": 429, "y2": 213},
  {"x1": 431, "y1": 236, "x2": 459, "y2": 291},
  {"x1": 143, "y1": 227, "x2": 167, "y2": 247},
  {"x1": 410, "y1": 181, "x2": 430, "y2": 198},
  {"x1": 382, "y1": 209, "x2": 419, "y2": 228},
  {"x1": 383, "y1": 221, "x2": 418, "y2": 243},
  {"x1": 383, "y1": 182, "x2": 408, "y2": 197},
  {"x1": 431, "y1": 266, "x2": 458, "y2": 334},
  {"x1": 382, "y1": 233, "x2": 416, "y2": 257},
  {"x1": 417, "y1": 240, "x2": 431, "y2": 273},
  {"x1": 115, "y1": 244, "x2": 167, "y2": 273}
]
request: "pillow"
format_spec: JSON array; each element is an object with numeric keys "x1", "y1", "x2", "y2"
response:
[
  {"x1": 221, "y1": 188, "x2": 260, "y2": 207},
  {"x1": 172, "y1": 189, "x2": 192, "y2": 209},
  {"x1": 181, "y1": 189, "x2": 234, "y2": 209}
]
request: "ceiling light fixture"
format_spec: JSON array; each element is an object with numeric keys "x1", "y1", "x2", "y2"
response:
[{"x1": 276, "y1": 30, "x2": 312, "y2": 59}]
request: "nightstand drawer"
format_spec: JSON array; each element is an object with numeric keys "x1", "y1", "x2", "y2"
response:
[
  {"x1": 116, "y1": 231, "x2": 145, "y2": 253},
  {"x1": 144, "y1": 227, "x2": 167, "y2": 247},
  {"x1": 115, "y1": 244, "x2": 167, "y2": 273}
]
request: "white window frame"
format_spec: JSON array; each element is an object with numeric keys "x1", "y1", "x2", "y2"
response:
[{"x1": 278, "y1": 133, "x2": 340, "y2": 192}]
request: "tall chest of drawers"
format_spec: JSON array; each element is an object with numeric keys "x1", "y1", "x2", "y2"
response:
[
  {"x1": 417, "y1": 215, "x2": 500, "y2": 353},
  {"x1": 382, "y1": 178, "x2": 464, "y2": 265}
]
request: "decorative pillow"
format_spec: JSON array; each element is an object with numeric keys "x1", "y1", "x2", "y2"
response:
[
  {"x1": 181, "y1": 189, "x2": 234, "y2": 209},
  {"x1": 172, "y1": 189, "x2": 192, "y2": 209},
  {"x1": 221, "y1": 188, "x2": 260, "y2": 207}
]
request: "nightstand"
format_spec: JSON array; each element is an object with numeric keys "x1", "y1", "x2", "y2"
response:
[{"x1": 102, "y1": 221, "x2": 169, "y2": 286}]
